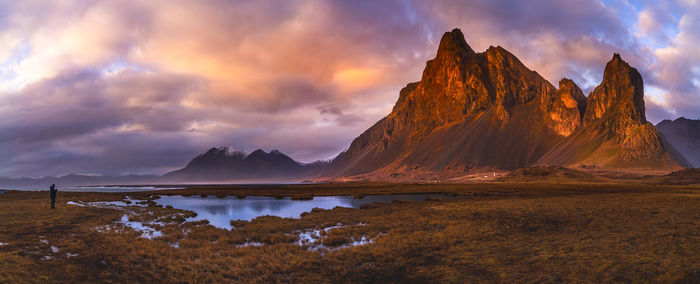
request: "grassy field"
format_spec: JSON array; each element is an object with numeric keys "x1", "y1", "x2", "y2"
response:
[{"x1": 1, "y1": 182, "x2": 699, "y2": 283}]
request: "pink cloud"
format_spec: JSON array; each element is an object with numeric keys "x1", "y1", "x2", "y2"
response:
[{"x1": 0, "y1": 0, "x2": 697, "y2": 177}]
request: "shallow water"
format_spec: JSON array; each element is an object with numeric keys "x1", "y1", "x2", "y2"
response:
[{"x1": 155, "y1": 194, "x2": 460, "y2": 229}]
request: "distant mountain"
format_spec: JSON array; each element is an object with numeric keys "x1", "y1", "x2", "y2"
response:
[
  {"x1": 325, "y1": 28, "x2": 684, "y2": 179},
  {"x1": 0, "y1": 174, "x2": 159, "y2": 189},
  {"x1": 657, "y1": 117, "x2": 700, "y2": 167},
  {"x1": 163, "y1": 146, "x2": 328, "y2": 181}
]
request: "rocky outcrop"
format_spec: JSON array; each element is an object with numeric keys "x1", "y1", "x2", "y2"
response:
[
  {"x1": 583, "y1": 54, "x2": 646, "y2": 131},
  {"x1": 538, "y1": 54, "x2": 680, "y2": 169},
  {"x1": 328, "y1": 29, "x2": 587, "y2": 177},
  {"x1": 328, "y1": 29, "x2": 685, "y2": 179},
  {"x1": 540, "y1": 78, "x2": 588, "y2": 136}
]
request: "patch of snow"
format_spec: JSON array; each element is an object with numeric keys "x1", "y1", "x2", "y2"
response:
[
  {"x1": 94, "y1": 225, "x2": 111, "y2": 234},
  {"x1": 50, "y1": 246, "x2": 59, "y2": 253},
  {"x1": 66, "y1": 252, "x2": 79, "y2": 258},
  {"x1": 296, "y1": 223, "x2": 344, "y2": 246},
  {"x1": 170, "y1": 243, "x2": 179, "y2": 248},
  {"x1": 208, "y1": 146, "x2": 246, "y2": 157},
  {"x1": 119, "y1": 215, "x2": 163, "y2": 239},
  {"x1": 39, "y1": 237, "x2": 48, "y2": 245},
  {"x1": 41, "y1": 255, "x2": 53, "y2": 261},
  {"x1": 92, "y1": 214, "x2": 165, "y2": 240},
  {"x1": 66, "y1": 201, "x2": 85, "y2": 207},
  {"x1": 294, "y1": 223, "x2": 375, "y2": 251},
  {"x1": 0, "y1": 242, "x2": 8, "y2": 246},
  {"x1": 236, "y1": 241, "x2": 264, "y2": 248},
  {"x1": 349, "y1": 235, "x2": 372, "y2": 246}
]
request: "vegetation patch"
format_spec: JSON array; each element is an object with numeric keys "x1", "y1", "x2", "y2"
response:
[{"x1": 0, "y1": 182, "x2": 698, "y2": 282}]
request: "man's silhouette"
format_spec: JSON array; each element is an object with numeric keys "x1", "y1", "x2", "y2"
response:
[{"x1": 50, "y1": 184, "x2": 57, "y2": 209}]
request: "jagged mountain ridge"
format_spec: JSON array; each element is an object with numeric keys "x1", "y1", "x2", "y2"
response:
[
  {"x1": 537, "y1": 54, "x2": 680, "y2": 169},
  {"x1": 328, "y1": 28, "x2": 683, "y2": 178},
  {"x1": 164, "y1": 147, "x2": 328, "y2": 181},
  {"x1": 327, "y1": 29, "x2": 587, "y2": 177}
]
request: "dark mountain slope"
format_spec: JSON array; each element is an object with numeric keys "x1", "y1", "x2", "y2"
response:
[
  {"x1": 164, "y1": 147, "x2": 327, "y2": 181},
  {"x1": 657, "y1": 117, "x2": 700, "y2": 167}
]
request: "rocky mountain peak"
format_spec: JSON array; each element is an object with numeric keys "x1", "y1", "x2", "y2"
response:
[
  {"x1": 201, "y1": 146, "x2": 247, "y2": 158},
  {"x1": 328, "y1": 30, "x2": 682, "y2": 178},
  {"x1": 435, "y1": 28, "x2": 475, "y2": 58},
  {"x1": 328, "y1": 29, "x2": 589, "y2": 175},
  {"x1": 612, "y1": 53, "x2": 622, "y2": 61},
  {"x1": 580, "y1": 54, "x2": 663, "y2": 162},
  {"x1": 584, "y1": 53, "x2": 646, "y2": 130}
]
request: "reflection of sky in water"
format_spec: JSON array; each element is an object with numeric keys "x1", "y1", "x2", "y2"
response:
[{"x1": 155, "y1": 194, "x2": 454, "y2": 229}]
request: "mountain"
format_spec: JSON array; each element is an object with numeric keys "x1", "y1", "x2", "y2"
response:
[
  {"x1": 327, "y1": 28, "x2": 683, "y2": 179},
  {"x1": 0, "y1": 147, "x2": 329, "y2": 187},
  {"x1": 656, "y1": 117, "x2": 700, "y2": 167},
  {"x1": 163, "y1": 146, "x2": 327, "y2": 181},
  {"x1": 328, "y1": 29, "x2": 585, "y2": 177},
  {"x1": 537, "y1": 54, "x2": 682, "y2": 170},
  {"x1": 0, "y1": 174, "x2": 160, "y2": 189}
]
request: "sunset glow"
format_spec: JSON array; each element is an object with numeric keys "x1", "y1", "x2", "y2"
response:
[{"x1": 0, "y1": 0, "x2": 698, "y2": 177}]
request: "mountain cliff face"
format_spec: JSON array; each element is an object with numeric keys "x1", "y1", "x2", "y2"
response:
[
  {"x1": 328, "y1": 29, "x2": 683, "y2": 178},
  {"x1": 328, "y1": 29, "x2": 587, "y2": 177},
  {"x1": 538, "y1": 54, "x2": 680, "y2": 169},
  {"x1": 167, "y1": 29, "x2": 685, "y2": 181},
  {"x1": 164, "y1": 147, "x2": 327, "y2": 181},
  {"x1": 657, "y1": 117, "x2": 700, "y2": 167}
]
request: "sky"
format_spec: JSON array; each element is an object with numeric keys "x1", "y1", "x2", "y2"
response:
[{"x1": 0, "y1": 0, "x2": 698, "y2": 177}]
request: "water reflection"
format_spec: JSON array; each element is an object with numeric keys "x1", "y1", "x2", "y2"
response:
[{"x1": 155, "y1": 194, "x2": 458, "y2": 229}]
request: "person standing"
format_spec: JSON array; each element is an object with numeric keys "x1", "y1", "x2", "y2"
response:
[{"x1": 50, "y1": 184, "x2": 57, "y2": 209}]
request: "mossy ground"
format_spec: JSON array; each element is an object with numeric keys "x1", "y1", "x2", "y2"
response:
[{"x1": 1, "y1": 182, "x2": 699, "y2": 283}]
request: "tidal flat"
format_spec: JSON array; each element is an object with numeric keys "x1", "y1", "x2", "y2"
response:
[{"x1": 1, "y1": 182, "x2": 699, "y2": 283}]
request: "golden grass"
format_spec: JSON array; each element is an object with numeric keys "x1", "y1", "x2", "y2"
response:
[{"x1": 0, "y1": 182, "x2": 699, "y2": 283}]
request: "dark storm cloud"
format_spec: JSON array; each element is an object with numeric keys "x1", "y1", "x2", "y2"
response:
[
  {"x1": 0, "y1": 68, "x2": 209, "y2": 176},
  {"x1": 0, "y1": 69, "x2": 202, "y2": 143}
]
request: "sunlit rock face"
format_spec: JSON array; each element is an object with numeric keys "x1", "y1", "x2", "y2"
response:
[
  {"x1": 328, "y1": 28, "x2": 587, "y2": 176},
  {"x1": 538, "y1": 54, "x2": 682, "y2": 169},
  {"x1": 584, "y1": 54, "x2": 646, "y2": 129},
  {"x1": 328, "y1": 29, "x2": 685, "y2": 178},
  {"x1": 547, "y1": 78, "x2": 587, "y2": 136},
  {"x1": 387, "y1": 30, "x2": 584, "y2": 137},
  {"x1": 584, "y1": 54, "x2": 662, "y2": 162}
]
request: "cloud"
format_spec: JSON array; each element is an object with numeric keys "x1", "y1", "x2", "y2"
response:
[
  {"x1": 415, "y1": 0, "x2": 642, "y2": 90},
  {"x1": 642, "y1": 1, "x2": 700, "y2": 123},
  {"x1": 0, "y1": 0, "x2": 697, "y2": 177}
]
